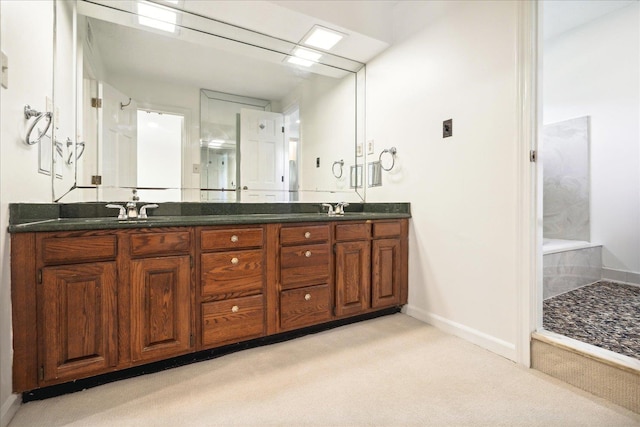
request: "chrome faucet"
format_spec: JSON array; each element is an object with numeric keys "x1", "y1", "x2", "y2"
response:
[
  {"x1": 106, "y1": 204, "x2": 127, "y2": 219},
  {"x1": 322, "y1": 203, "x2": 335, "y2": 216},
  {"x1": 105, "y1": 189, "x2": 158, "y2": 220},
  {"x1": 321, "y1": 202, "x2": 349, "y2": 216},
  {"x1": 126, "y1": 189, "x2": 140, "y2": 219},
  {"x1": 139, "y1": 203, "x2": 158, "y2": 219},
  {"x1": 334, "y1": 202, "x2": 349, "y2": 215}
]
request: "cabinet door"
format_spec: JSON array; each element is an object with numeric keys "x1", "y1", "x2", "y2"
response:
[
  {"x1": 372, "y1": 239, "x2": 401, "y2": 308},
  {"x1": 41, "y1": 262, "x2": 117, "y2": 383},
  {"x1": 334, "y1": 241, "x2": 370, "y2": 317},
  {"x1": 131, "y1": 256, "x2": 191, "y2": 362}
]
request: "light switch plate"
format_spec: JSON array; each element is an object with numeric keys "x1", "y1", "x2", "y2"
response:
[
  {"x1": 192, "y1": 163, "x2": 201, "y2": 173},
  {"x1": 1, "y1": 50, "x2": 8, "y2": 89},
  {"x1": 367, "y1": 139, "x2": 375, "y2": 155}
]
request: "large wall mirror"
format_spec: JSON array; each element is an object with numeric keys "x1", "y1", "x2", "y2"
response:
[{"x1": 54, "y1": 0, "x2": 367, "y2": 203}]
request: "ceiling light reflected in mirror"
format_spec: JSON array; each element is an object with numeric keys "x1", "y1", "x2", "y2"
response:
[
  {"x1": 137, "y1": 1, "x2": 177, "y2": 33},
  {"x1": 303, "y1": 25, "x2": 345, "y2": 50}
]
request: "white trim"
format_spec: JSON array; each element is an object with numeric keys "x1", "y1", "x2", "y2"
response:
[
  {"x1": 515, "y1": 0, "x2": 539, "y2": 367},
  {"x1": 135, "y1": 101, "x2": 192, "y2": 200},
  {"x1": 405, "y1": 305, "x2": 517, "y2": 361},
  {"x1": 534, "y1": 330, "x2": 640, "y2": 373},
  {"x1": 0, "y1": 394, "x2": 21, "y2": 427}
]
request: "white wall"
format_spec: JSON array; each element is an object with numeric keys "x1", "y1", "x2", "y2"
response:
[
  {"x1": 543, "y1": 2, "x2": 640, "y2": 276},
  {"x1": 52, "y1": 0, "x2": 76, "y2": 201},
  {"x1": 365, "y1": 0, "x2": 521, "y2": 359},
  {"x1": 0, "y1": 2, "x2": 55, "y2": 425},
  {"x1": 298, "y1": 74, "x2": 357, "y2": 196}
]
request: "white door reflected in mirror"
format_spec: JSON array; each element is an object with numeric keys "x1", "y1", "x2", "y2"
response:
[
  {"x1": 137, "y1": 110, "x2": 183, "y2": 202},
  {"x1": 240, "y1": 108, "x2": 286, "y2": 202}
]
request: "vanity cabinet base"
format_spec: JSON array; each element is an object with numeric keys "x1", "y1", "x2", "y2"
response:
[
  {"x1": 21, "y1": 306, "x2": 401, "y2": 402},
  {"x1": 11, "y1": 219, "x2": 408, "y2": 393}
]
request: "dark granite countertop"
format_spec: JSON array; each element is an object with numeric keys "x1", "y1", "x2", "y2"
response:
[{"x1": 8, "y1": 202, "x2": 410, "y2": 233}]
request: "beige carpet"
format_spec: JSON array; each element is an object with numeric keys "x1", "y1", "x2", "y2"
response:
[{"x1": 8, "y1": 314, "x2": 640, "y2": 426}]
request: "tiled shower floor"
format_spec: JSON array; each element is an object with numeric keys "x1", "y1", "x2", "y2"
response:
[{"x1": 543, "y1": 280, "x2": 640, "y2": 360}]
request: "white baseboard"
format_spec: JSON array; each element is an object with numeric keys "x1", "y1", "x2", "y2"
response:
[
  {"x1": 1, "y1": 394, "x2": 21, "y2": 427},
  {"x1": 405, "y1": 305, "x2": 517, "y2": 361}
]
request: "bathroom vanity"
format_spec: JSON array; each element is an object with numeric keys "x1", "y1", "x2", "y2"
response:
[{"x1": 9, "y1": 203, "x2": 409, "y2": 393}]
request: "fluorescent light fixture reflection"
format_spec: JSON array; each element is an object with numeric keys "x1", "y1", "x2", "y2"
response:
[
  {"x1": 293, "y1": 47, "x2": 321, "y2": 62},
  {"x1": 138, "y1": 2, "x2": 177, "y2": 33},
  {"x1": 207, "y1": 139, "x2": 226, "y2": 148},
  {"x1": 303, "y1": 26, "x2": 345, "y2": 50},
  {"x1": 287, "y1": 56, "x2": 313, "y2": 67}
]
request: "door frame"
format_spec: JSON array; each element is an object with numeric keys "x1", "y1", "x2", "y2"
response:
[
  {"x1": 136, "y1": 101, "x2": 191, "y2": 200},
  {"x1": 515, "y1": 0, "x2": 541, "y2": 367}
]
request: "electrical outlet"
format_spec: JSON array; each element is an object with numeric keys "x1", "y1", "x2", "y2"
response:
[
  {"x1": 443, "y1": 119, "x2": 453, "y2": 138},
  {"x1": 367, "y1": 139, "x2": 375, "y2": 155}
]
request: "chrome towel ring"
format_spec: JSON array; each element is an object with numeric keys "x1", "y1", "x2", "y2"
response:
[
  {"x1": 66, "y1": 140, "x2": 86, "y2": 165},
  {"x1": 332, "y1": 159, "x2": 344, "y2": 178},
  {"x1": 379, "y1": 147, "x2": 397, "y2": 171},
  {"x1": 24, "y1": 105, "x2": 52, "y2": 145}
]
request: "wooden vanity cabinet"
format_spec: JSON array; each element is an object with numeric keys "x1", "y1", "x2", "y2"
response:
[
  {"x1": 11, "y1": 218, "x2": 408, "y2": 393},
  {"x1": 334, "y1": 220, "x2": 408, "y2": 317},
  {"x1": 34, "y1": 233, "x2": 119, "y2": 387},
  {"x1": 278, "y1": 224, "x2": 332, "y2": 332},
  {"x1": 41, "y1": 262, "x2": 118, "y2": 384},
  {"x1": 128, "y1": 230, "x2": 194, "y2": 363},
  {"x1": 198, "y1": 226, "x2": 267, "y2": 348},
  {"x1": 334, "y1": 223, "x2": 371, "y2": 317},
  {"x1": 371, "y1": 222, "x2": 404, "y2": 309}
]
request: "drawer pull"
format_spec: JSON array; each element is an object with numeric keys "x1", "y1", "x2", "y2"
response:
[
  {"x1": 231, "y1": 305, "x2": 239, "y2": 313},
  {"x1": 231, "y1": 257, "x2": 239, "y2": 265},
  {"x1": 304, "y1": 231, "x2": 311, "y2": 239},
  {"x1": 304, "y1": 293, "x2": 311, "y2": 301},
  {"x1": 305, "y1": 250, "x2": 311, "y2": 258},
  {"x1": 230, "y1": 235, "x2": 239, "y2": 243}
]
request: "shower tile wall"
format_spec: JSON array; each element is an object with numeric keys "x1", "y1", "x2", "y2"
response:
[
  {"x1": 543, "y1": 246, "x2": 602, "y2": 299},
  {"x1": 542, "y1": 116, "x2": 590, "y2": 241}
]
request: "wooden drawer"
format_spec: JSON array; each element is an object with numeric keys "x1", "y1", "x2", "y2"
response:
[
  {"x1": 201, "y1": 295, "x2": 265, "y2": 347},
  {"x1": 372, "y1": 221, "x2": 402, "y2": 238},
  {"x1": 280, "y1": 284, "x2": 331, "y2": 331},
  {"x1": 201, "y1": 227, "x2": 263, "y2": 251},
  {"x1": 280, "y1": 243, "x2": 330, "y2": 288},
  {"x1": 130, "y1": 231, "x2": 191, "y2": 257},
  {"x1": 41, "y1": 235, "x2": 117, "y2": 265},
  {"x1": 280, "y1": 224, "x2": 329, "y2": 245},
  {"x1": 201, "y1": 249, "x2": 264, "y2": 297},
  {"x1": 335, "y1": 222, "x2": 370, "y2": 241}
]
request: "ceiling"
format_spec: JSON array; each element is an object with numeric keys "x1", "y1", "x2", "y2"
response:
[
  {"x1": 543, "y1": 0, "x2": 636, "y2": 40},
  {"x1": 177, "y1": 0, "x2": 394, "y2": 63},
  {"x1": 82, "y1": 0, "x2": 395, "y2": 101}
]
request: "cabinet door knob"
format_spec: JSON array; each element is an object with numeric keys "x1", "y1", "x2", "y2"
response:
[
  {"x1": 231, "y1": 305, "x2": 239, "y2": 313},
  {"x1": 304, "y1": 231, "x2": 311, "y2": 239},
  {"x1": 305, "y1": 250, "x2": 311, "y2": 257},
  {"x1": 231, "y1": 257, "x2": 239, "y2": 265},
  {"x1": 304, "y1": 293, "x2": 311, "y2": 301},
  {"x1": 230, "y1": 235, "x2": 239, "y2": 243}
]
